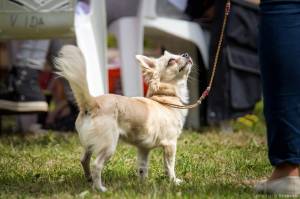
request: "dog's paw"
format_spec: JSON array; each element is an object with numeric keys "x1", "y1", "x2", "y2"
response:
[
  {"x1": 99, "y1": 186, "x2": 107, "y2": 192},
  {"x1": 93, "y1": 184, "x2": 108, "y2": 192},
  {"x1": 173, "y1": 178, "x2": 183, "y2": 185}
]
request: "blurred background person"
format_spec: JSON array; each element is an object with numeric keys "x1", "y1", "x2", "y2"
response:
[{"x1": 0, "y1": 40, "x2": 49, "y2": 113}]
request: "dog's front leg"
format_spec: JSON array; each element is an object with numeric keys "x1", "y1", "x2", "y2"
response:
[
  {"x1": 163, "y1": 142, "x2": 182, "y2": 185},
  {"x1": 137, "y1": 148, "x2": 150, "y2": 179}
]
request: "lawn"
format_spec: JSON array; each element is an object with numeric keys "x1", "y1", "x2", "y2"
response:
[{"x1": 0, "y1": 106, "x2": 279, "y2": 198}]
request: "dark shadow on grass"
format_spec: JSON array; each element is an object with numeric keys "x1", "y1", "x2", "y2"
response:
[
  {"x1": 186, "y1": 182, "x2": 254, "y2": 197},
  {"x1": 1, "y1": 172, "x2": 89, "y2": 197},
  {"x1": 1, "y1": 168, "x2": 258, "y2": 198},
  {"x1": 0, "y1": 169, "x2": 142, "y2": 197}
]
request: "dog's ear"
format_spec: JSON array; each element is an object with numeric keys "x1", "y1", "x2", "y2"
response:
[
  {"x1": 136, "y1": 55, "x2": 160, "y2": 92},
  {"x1": 136, "y1": 55, "x2": 155, "y2": 70},
  {"x1": 164, "y1": 50, "x2": 171, "y2": 56}
]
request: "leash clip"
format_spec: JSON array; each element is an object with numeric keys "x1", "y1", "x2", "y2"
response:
[{"x1": 203, "y1": 87, "x2": 211, "y2": 97}]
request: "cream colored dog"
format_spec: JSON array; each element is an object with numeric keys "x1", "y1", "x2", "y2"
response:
[{"x1": 55, "y1": 45, "x2": 193, "y2": 192}]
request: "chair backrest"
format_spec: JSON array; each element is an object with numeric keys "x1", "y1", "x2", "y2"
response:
[{"x1": 0, "y1": 0, "x2": 76, "y2": 40}]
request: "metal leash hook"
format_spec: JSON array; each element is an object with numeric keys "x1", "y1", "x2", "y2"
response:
[{"x1": 150, "y1": 0, "x2": 231, "y2": 109}]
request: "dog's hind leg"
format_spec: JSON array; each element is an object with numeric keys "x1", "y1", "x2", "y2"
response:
[
  {"x1": 163, "y1": 141, "x2": 182, "y2": 185},
  {"x1": 89, "y1": 117, "x2": 119, "y2": 191},
  {"x1": 137, "y1": 147, "x2": 150, "y2": 179},
  {"x1": 92, "y1": 145, "x2": 116, "y2": 192},
  {"x1": 81, "y1": 149, "x2": 92, "y2": 182}
]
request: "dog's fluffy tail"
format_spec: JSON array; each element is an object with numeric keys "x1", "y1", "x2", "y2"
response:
[{"x1": 55, "y1": 45, "x2": 95, "y2": 111}]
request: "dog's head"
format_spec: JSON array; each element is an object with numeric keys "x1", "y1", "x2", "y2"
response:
[{"x1": 136, "y1": 51, "x2": 193, "y2": 92}]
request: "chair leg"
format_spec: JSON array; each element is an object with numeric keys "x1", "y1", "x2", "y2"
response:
[
  {"x1": 75, "y1": 0, "x2": 108, "y2": 96},
  {"x1": 111, "y1": 18, "x2": 144, "y2": 97}
]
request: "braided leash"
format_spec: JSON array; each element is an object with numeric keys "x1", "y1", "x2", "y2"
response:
[{"x1": 150, "y1": 0, "x2": 231, "y2": 109}]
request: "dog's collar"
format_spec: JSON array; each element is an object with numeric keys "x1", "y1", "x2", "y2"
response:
[
  {"x1": 149, "y1": 95, "x2": 184, "y2": 107},
  {"x1": 147, "y1": 83, "x2": 178, "y2": 97},
  {"x1": 147, "y1": 82, "x2": 187, "y2": 106},
  {"x1": 148, "y1": 92, "x2": 177, "y2": 98}
]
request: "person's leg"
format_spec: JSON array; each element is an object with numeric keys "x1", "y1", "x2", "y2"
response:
[
  {"x1": 256, "y1": 2, "x2": 300, "y2": 195},
  {"x1": 0, "y1": 40, "x2": 49, "y2": 113}
]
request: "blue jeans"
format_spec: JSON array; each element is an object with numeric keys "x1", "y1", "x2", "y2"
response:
[{"x1": 259, "y1": 2, "x2": 300, "y2": 166}]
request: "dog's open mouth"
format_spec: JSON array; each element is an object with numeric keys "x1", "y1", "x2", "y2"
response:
[{"x1": 179, "y1": 66, "x2": 186, "y2": 72}]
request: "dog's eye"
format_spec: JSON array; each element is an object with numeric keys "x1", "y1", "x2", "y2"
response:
[{"x1": 168, "y1": 58, "x2": 176, "y2": 66}]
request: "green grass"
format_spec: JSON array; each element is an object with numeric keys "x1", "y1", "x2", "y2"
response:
[
  {"x1": 0, "y1": 101, "x2": 288, "y2": 198},
  {"x1": 0, "y1": 126, "x2": 277, "y2": 199}
]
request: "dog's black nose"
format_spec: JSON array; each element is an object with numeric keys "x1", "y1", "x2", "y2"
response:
[{"x1": 181, "y1": 53, "x2": 189, "y2": 58}]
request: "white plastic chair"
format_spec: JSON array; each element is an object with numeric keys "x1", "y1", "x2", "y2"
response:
[
  {"x1": 0, "y1": 0, "x2": 108, "y2": 97},
  {"x1": 108, "y1": 0, "x2": 210, "y2": 97}
]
